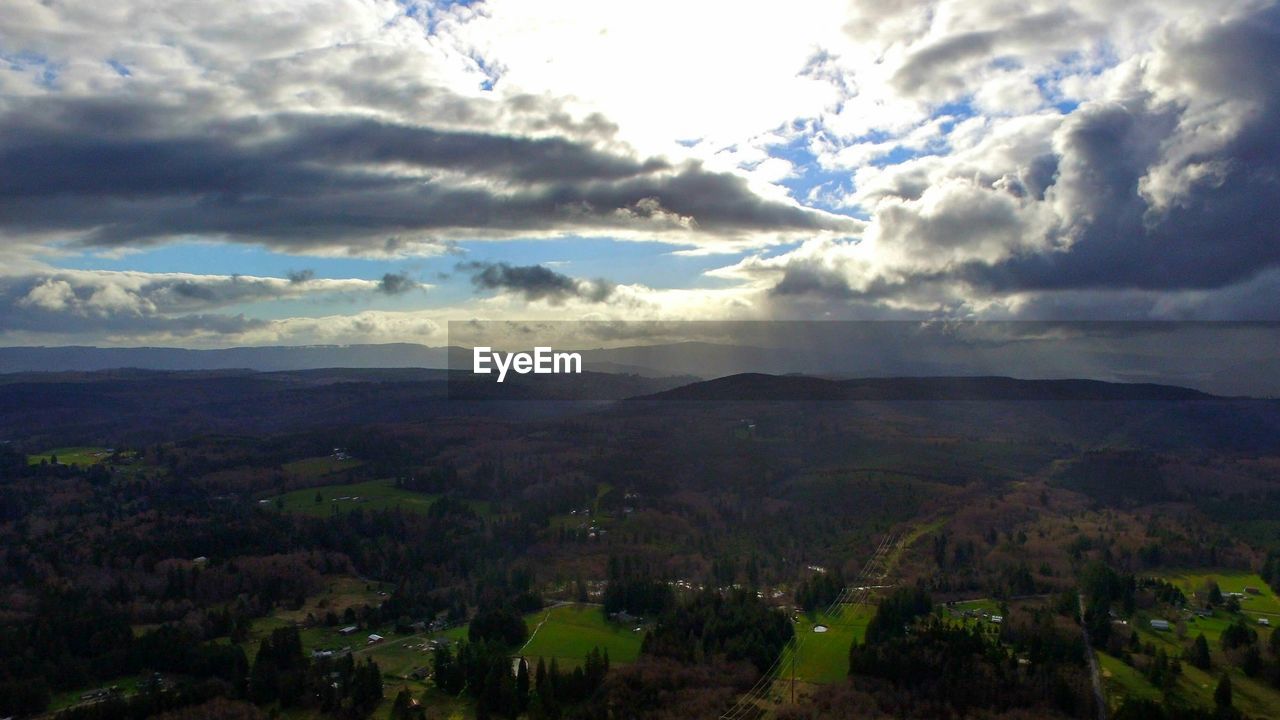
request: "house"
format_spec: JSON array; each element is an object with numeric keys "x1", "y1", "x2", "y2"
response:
[
  {"x1": 991, "y1": 615, "x2": 1004, "y2": 624},
  {"x1": 339, "y1": 625, "x2": 359, "y2": 635},
  {"x1": 367, "y1": 634, "x2": 384, "y2": 644},
  {"x1": 1259, "y1": 618, "x2": 1271, "y2": 626},
  {"x1": 1245, "y1": 586, "x2": 1261, "y2": 595},
  {"x1": 1150, "y1": 619, "x2": 1171, "y2": 631}
]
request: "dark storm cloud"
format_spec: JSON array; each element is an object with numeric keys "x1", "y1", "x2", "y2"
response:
[
  {"x1": 770, "y1": 259, "x2": 856, "y2": 299},
  {"x1": 960, "y1": 6, "x2": 1280, "y2": 293},
  {"x1": 376, "y1": 271, "x2": 420, "y2": 295},
  {"x1": 0, "y1": 99, "x2": 856, "y2": 253},
  {"x1": 462, "y1": 261, "x2": 616, "y2": 304},
  {"x1": 761, "y1": 4, "x2": 1280, "y2": 317}
]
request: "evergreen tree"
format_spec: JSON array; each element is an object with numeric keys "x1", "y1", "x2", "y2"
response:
[
  {"x1": 1187, "y1": 633, "x2": 1211, "y2": 670},
  {"x1": 516, "y1": 658, "x2": 530, "y2": 714},
  {"x1": 1214, "y1": 673, "x2": 1232, "y2": 709}
]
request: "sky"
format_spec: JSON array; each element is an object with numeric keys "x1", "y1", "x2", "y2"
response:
[{"x1": 1, "y1": 0, "x2": 1279, "y2": 348}]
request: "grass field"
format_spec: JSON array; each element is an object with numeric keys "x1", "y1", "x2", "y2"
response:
[
  {"x1": 1156, "y1": 570, "x2": 1280, "y2": 616},
  {"x1": 267, "y1": 479, "x2": 441, "y2": 517},
  {"x1": 48, "y1": 675, "x2": 146, "y2": 712},
  {"x1": 27, "y1": 446, "x2": 111, "y2": 466},
  {"x1": 776, "y1": 522, "x2": 947, "y2": 685},
  {"x1": 519, "y1": 604, "x2": 643, "y2": 668},
  {"x1": 266, "y1": 478, "x2": 491, "y2": 517},
  {"x1": 779, "y1": 602, "x2": 876, "y2": 684},
  {"x1": 1124, "y1": 613, "x2": 1280, "y2": 718},
  {"x1": 1097, "y1": 651, "x2": 1161, "y2": 706},
  {"x1": 233, "y1": 576, "x2": 390, "y2": 661}
]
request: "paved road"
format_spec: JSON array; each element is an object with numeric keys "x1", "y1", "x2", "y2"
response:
[{"x1": 1078, "y1": 593, "x2": 1108, "y2": 720}]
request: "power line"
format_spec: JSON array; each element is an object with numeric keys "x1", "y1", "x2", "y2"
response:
[{"x1": 718, "y1": 531, "x2": 903, "y2": 720}]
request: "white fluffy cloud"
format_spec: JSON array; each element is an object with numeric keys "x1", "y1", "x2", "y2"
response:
[{"x1": 1, "y1": 0, "x2": 1278, "y2": 344}]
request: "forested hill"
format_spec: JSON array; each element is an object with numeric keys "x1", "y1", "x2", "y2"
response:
[{"x1": 632, "y1": 373, "x2": 1222, "y2": 402}]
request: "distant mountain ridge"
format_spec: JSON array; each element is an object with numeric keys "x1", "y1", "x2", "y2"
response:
[
  {"x1": 632, "y1": 373, "x2": 1222, "y2": 402},
  {"x1": 0, "y1": 344, "x2": 449, "y2": 373},
  {"x1": 0, "y1": 342, "x2": 1272, "y2": 398}
]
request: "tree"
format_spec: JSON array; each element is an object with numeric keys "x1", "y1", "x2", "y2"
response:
[
  {"x1": 1206, "y1": 581, "x2": 1224, "y2": 607},
  {"x1": 432, "y1": 645, "x2": 463, "y2": 695},
  {"x1": 1241, "y1": 644, "x2": 1261, "y2": 677},
  {"x1": 248, "y1": 639, "x2": 279, "y2": 704},
  {"x1": 863, "y1": 587, "x2": 933, "y2": 645},
  {"x1": 1220, "y1": 619, "x2": 1256, "y2": 651},
  {"x1": 389, "y1": 688, "x2": 412, "y2": 719},
  {"x1": 516, "y1": 658, "x2": 530, "y2": 714},
  {"x1": 1214, "y1": 673, "x2": 1232, "y2": 709},
  {"x1": 468, "y1": 605, "x2": 528, "y2": 647},
  {"x1": 351, "y1": 658, "x2": 384, "y2": 713},
  {"x1": 1187, "y1": 633, "x2": 1211, "y2": 670}
]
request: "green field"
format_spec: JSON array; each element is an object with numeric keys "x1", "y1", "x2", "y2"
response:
[
  {"x1": 519, "y1": 604, "x2": 643, "y2": 668},
  {"x1": 267, "y1": 478, "x2": 492, "y2": 517},
  {"x1": 1157, "y1": 570, "x2": 1280, "y2": 616},
  {"x1": 267, "y1": 479, "x2": 441, "y2": 516},
  {"x1": 780, "y1": 602, "x2": 876, "y2": 684},
  {"x1": 1123, "y1": 613, "x2": 1280, "y2": 718},
  {"x1": 48, "y1": 675, "x2": 146, "y2": 712},
  {"x1": 27, "y1": 446, "x2": 111, "y2": 466},
  {"x1": 1097, "y1": 651, "x2": 1161, "y2": 706}
]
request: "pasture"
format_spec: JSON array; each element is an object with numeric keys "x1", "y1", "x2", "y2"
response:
[
  {"x1": 1122, "y1": 612, "x2": 1280, "y2": 718},
  {"x1": 782, "y1": 602, "x2": 876, "y2": 684},
  {"x1": 519, "y1": 604, "x2": 643, "y2": 668},
  {"x1": 1156, "y1": 570, "x2": 1280, "y2": 616},
  {"x1": 266, "y1": 479, "x2": 441, "y2": 517},
  {"x1": 27, "y1": 446, "x2": 111, "y2": 466}
]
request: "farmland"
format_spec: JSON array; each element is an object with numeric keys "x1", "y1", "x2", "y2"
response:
[
  {"x1": 27, "y1": 445, "x2": 112, "y2": 466},
  {"x1": 1095, "y1": 606, "x2": 1280, "y2": 718},
  {"x1": 1156, "y1": 570, "x2": 1280, "y2": 617},
  {"x1": 519, "y1": 603, "x2": 643, "y2": 668},
  {"x1": 266, "y1": 479, "x2": 442, "y2": 517},
  {"x1": 265, "y1": 477, "x2": 494, "y2": 517},
  {"x1": 780, "y1": 602, "x2": 876, "y2": 684}
]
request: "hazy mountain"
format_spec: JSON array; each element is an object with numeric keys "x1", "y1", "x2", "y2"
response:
[
  {"x1": 633, "y1": 373, "x2": 1221, "y2": 402},
  {"x1": 0, "y1": 344, "x2": 449, "y2": 373}
]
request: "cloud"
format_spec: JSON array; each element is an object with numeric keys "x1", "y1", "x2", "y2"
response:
[
  {"x1": 376, "y1": 271, "x2": 421, "y2": 295},
  {"x1": 2, "y1": 0, "x2": 1278, "y2": 337},
  {"x1": 0, "y1": 270, "x2": 422, "y2": 336},
  {"x1": 703, "y1": 3, "x2": 1280, "y2": 322},
  {"x1": 0, "y1": 99, "x2": 856, "y2": 255},
  {"x1": 462, "y1": 262, "x2": 616, "y2": 304}
]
